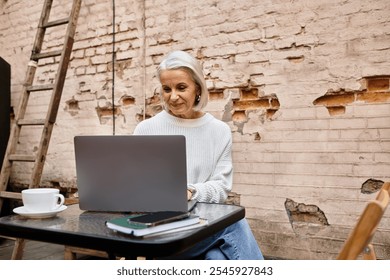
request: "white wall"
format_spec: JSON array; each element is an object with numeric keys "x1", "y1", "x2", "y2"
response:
[{"x1": 1, "y1": 0, "x2": 389, "y2": 259}]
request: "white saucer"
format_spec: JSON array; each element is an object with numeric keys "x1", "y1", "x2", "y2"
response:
[{"x1": 13, "y1": 205, "x2": 67, "y2": 219}]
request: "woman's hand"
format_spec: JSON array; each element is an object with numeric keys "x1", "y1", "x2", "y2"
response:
[{"x1": 187, "y1": 189, "x2": 193, "y2": 201}]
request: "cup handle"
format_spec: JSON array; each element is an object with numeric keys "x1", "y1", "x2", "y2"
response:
[{"x1": 54, "y1": 194, "x2": 65, "y2": 209}]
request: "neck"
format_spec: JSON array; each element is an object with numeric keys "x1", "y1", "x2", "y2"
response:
[{"x1": 168, "y1": 110, "x2": 205, "y2": 119}]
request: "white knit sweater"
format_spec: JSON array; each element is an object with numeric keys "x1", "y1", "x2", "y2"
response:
[{"x1": 133, "y1": 110, "x2": 233, "y2": 203}]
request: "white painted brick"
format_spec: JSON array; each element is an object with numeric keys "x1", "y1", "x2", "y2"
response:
[
  {"x1": 85, "y1": 66, "x2": 97, "y2": 75},
  {"x1": 2, "y1": 0, "x2": 390, "y2": 261},
  {"x1": 367, "y1": 116, "x2": 390, "y2": 129},
  {"x1": 375, "y1": 152, "x2": 390, "y2": 163}
]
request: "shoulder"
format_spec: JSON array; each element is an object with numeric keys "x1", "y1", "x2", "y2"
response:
[
  {"x1": 133, "y1": 112, "x2": 165, "y2": 134},
  {"x1": 204, "y1": 114, "x2": 231, "y2": 134},
  {"x1": 201, "y1": 114, "x2": 232, "y2": 147}
]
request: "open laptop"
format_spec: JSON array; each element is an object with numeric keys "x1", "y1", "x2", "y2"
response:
[{"x1": 74, "y1": 135, "x2": 195, "y2": 213}]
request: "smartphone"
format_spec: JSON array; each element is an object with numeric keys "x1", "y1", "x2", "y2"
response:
[{"x1": 127, "y1": 211, "x2": 190, "y2": 227}]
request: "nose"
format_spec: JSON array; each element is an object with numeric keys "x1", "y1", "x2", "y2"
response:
[{"x1": 170, "y1": 90, "x2": 179, "y2": 101}]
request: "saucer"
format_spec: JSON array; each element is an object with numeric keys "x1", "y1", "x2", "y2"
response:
[{"x1": 13, "y1": 205, "x2": 67, "y2": 219}]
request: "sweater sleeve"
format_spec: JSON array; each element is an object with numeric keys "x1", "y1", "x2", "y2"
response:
[{"x1": 189, "y1": 134, "x2": 233, "y2": 203}]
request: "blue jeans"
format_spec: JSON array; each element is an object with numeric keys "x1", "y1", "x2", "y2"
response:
[{"x1": 168, "y1": 218, "x2": 264, "y2": 260}]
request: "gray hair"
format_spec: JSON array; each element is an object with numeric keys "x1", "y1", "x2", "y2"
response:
[{"x1": 157, "y1": 50, "x2": 208, "y2": 111}]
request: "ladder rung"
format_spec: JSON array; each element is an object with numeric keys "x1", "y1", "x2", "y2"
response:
[
  {"x1": 0, "y1": 235, "x2": 16, "y2": 241},
  {"x1": 26, "y1": 84, "x2": 54, "y2": 92},
  {"x1": 31, "y1": 50, "x2": 62, "y2": 60},
  {"x1": 0, "y1": 191, "x2": 22, "y2": 200},
  {"x1": 42, "y1": 18, "x2": 69, "y2": 28},
  {"x1": 9, "y1": 154, "x2": 36, "y2": 162},
  {"x1": 17, "y1": 119, "x2": 45, "y2": 126}
]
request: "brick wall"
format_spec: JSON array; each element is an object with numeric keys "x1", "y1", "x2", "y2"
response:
[{"x1": 1, "y1": 0, "x2": 389, "y2": 259}]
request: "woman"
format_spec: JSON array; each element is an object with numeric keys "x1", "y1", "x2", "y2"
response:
[{"x1": 134, "y1": 50, "x2": 263, "y2": 260}]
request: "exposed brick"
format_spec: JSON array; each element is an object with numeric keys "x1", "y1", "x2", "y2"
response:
[
  {"x1": 327, "y1": 106, "x2": 346, "y2": 116},
  {"x1": 314, "y1": 76, "x2": 390, "y2": 115},
  {"x1": 233, "y1": 99, "x2": 270, "y2": 110},
  {"x1": 120, "y1": 95, "x2": 135, "y2": 106},
  {"x1": 232, "y1": 110, "x2": 247, "y2": 123},
  {"x1": 356, "y1": 91, "x2": 390, "y2": 103},
  {"x1": 96, "y1": 106, "x2": 121, "y2": 119},
  {"x1": 367, "y1": 77, "x2": 390, "y2": 91},
  {"x1": 240, "y1": 88, "x2": 259, "y2": 100},
  {"x1": 208, "y1": 89, "x2": 225, "y2": 100},
  {"x1": 313, "y1": 90, "x2": 356, "y2": 107}
]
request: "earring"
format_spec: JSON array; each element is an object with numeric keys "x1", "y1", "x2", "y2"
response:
[{"x1": 196, "y1": 95, "x2": 201, "y2": 103}]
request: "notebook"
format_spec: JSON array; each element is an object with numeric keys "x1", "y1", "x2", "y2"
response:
[{"x1": 74, "y1": 135, "x2": 192, "y2": 213}]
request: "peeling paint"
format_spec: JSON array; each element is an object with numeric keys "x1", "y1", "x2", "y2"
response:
[
  {"x1": 222, "y1": 99, "x2": 233, "y2": 122},
  {"x1": 232, "y1": 89, "x2": 280, "y2": 119},
  {"x1": 285, "y1": 198, "x2": 329, "y2": 226},
  {"x1": 136, "y1": 92, "x2": 164, "y2": 121},
  {"x1": 313, "y1": 76, "x2": 390, "y2": 115},
  {"x1": 117, "y1": 60, "x2": 131, "y2": 79},
  {"x1": 228, "y1": 87, "x2": 280, "y2": 136},
  {"x1": 361, "y1": 178, "x2": 384, "y2": 194},
  {"x1": 120, "y1": 95, "x2": 135, "y2": 106},
  {"x1": 145, "y1": 92, "x2": 163, "y2": 117},
  {"x1": 96, "y1": 106, "x2": 122, "y2": 124},
  {"x1": 64, "y1": 98, "x2": 80, "y2": 116}
]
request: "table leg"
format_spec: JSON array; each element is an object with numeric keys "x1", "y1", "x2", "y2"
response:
[{"x1": 11, "y1": 238, "x2": 26, "y2": 260}]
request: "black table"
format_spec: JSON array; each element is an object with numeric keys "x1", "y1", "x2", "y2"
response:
[{"x1": 0, "y1": 202, "x2": 245, "y2": 259}]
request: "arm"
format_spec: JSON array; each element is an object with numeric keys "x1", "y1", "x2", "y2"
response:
[{"x1": 188, "y1": 137, "x2": 233, "y2": 203}]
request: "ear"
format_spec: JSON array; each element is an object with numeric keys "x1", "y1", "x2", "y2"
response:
[{"x1": 195, "y1": 83, "x2": 201, "y2": 94}]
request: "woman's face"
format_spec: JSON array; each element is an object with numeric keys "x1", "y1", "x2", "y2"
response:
[{"x1": 160, "y1": 69, "x2": 201, "y2": 119}]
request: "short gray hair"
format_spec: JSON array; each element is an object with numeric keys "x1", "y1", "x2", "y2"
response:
[{"x1": 157, "y1": 50, "x2": 208, "y2": 111}]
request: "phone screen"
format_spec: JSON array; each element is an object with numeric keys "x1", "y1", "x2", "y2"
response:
[{"x1": 128, "y1": 211, "x2": 190, "y2": 226}]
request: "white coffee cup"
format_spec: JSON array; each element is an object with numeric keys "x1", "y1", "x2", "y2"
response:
[{"x1": 22, "y1": 188, "x2": 65, "y2": 212}]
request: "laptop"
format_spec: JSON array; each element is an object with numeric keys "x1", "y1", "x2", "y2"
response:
[{"x1": 74, "y1": 135, "x2": 194, "y2": 213}]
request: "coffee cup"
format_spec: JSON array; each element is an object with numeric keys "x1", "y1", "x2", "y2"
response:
[{"x1": 22, "y1": 188, "x2": 65, "y2": 212}]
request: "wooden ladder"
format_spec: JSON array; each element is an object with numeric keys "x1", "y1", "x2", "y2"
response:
[{"x1": 0, "y1": 0, "x2": 82, "y2": 259}]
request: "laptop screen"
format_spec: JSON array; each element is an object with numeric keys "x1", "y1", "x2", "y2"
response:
[{"x1": 74, "y1": 135, "x2": 188, "y2": 212}]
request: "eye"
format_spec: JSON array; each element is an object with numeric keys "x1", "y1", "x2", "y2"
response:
[
  {"x1": 177, "y1": 84, "x2": 187, "y2": 91},
  {"x1": 162, "y1": 86, "x2": 171, "y2": 93}
]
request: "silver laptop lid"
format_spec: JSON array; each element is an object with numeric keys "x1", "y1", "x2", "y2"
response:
[{"x1": 74, "y1": 135, "x2": 188, "y2": 212}]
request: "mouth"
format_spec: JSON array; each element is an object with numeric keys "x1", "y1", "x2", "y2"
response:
[{"x1": 169, "y1": 103, "x2": 183, "y2": 108}]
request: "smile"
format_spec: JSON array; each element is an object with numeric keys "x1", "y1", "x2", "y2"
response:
[{"x1": 169, "y1": 103, "x2": 184, "y2": 107}]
